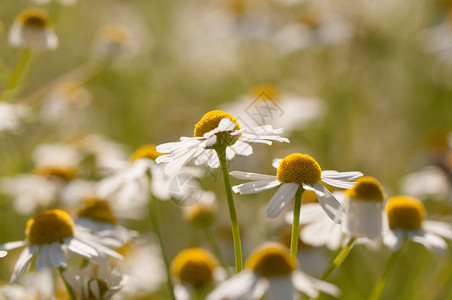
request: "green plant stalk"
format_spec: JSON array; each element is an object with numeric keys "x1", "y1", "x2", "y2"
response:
[
  {"x1": 216, "y1": 147, "x2": 243, "y2": 273},
  {"x1": 1, "y1": 49, "x2": 33, "y2": 101},
  {"x1": 58, "y1": 267, "x2": 77, "y2": 300},
  {"x1": 321, "y1": 237, "x2": 357, "y2": 281},
  {"x1": 368, "y1": 239, "x2": 407, "y2": 300},
  {"x1": 290, "y1": 188, "x2": 303, "y2": 265},
  {"x1": 147, "y1": 174, "x2": 176, "y2": 300}
]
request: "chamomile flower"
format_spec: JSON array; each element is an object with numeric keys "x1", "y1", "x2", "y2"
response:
[
  {"x1": 400, "y1": 166, "x2": 452, "y2": 202},
  {"x1": 171, "y1": 248, "x2": 220, "y2": 300},
  {"x1": 63, "y1": 264, "x2": 126, "y2": 300},
  {"x1": 32, "y1": 0, "x2": 76, "y2": 6},
  {"x1": 221, "y1": 84, "x2": 324, "y2": 132},
  {"x1": 1, "y1": 269, "x2": 53, "y2": 300},
  {"x1": 0, "y1": 103, "x2": 29, "y2": 133},
  {"x1": 8, "y1": 7, "x2": 58, "y2": 50},
  {"x1": 231, "y1": 153, "x2": 362, "y2": 221},
  {"x1": 383, "y1": 196, "x2": 452, "y2": 254},
  {"x1": 0, "y1": 209, "x2": 122, "y2": 283},
  {"x1": 92, "y1": 24, "x2": 136, "y2": 62},
  {"x1": 206, "y1": 242, "x2": 340, "y2": 300},
  {"x1": 156, "y1": 110, "x2": 289, "y2": 175},
  {"x1": 32, "y1": 143, "x2": 81, "y2": 181},
  {"x1": 183, "y1": 191, "x2": 218, "y2": 229}
]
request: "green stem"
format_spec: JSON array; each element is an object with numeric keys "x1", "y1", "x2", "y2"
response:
[
  {"x1": 290, "y1": 188, "x2": 303, "y2": 265},
  {"x1": 1, "y1": 49, "x2": 33, "y2": 101},
  {"x1": 58, "y1": 267, "x2": 77, "y2": 300},
  {"x1": 204, "y1": 228, "x2": 229, "y2": 272},
  {"x1": 321, "y1": 237, "x2": 356, "y2": 281},
  {"x1": 368, "y1": 240, "x2": 407, "y2": 300},
  {"x1": 147, "y1": 176, "x2": 176, "y2": 300},
  {"x1": 216, "y1": 148, "x2": 243, "y2": 273}
]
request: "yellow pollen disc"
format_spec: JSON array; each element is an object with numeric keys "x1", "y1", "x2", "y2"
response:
[
  {"x1": 193, "y1": 110, "x2": 240, "y2": 138},
  {"x1": 171, "y1": 248, "x2": 218, "y2": 288},
  {"x1": 345, "y1": 176, "x2": 385, "y2": 202},
  {"x1": 184, "y1": 204, "x2": 216, "y2": 229},
  {"x1": 17, "y1": 8, "x2": 51, "y2": 28},
  {"x1": 302, "y1": 190, "x2": 318, "y2": 203},
  {"x1": 33, "y1": 166, "x2": 77, "y2": 181},
  {"x1": 100, "y1": 25, "x2": 129, "y2": 44},
  {"x1": 248, "y1": 84, "x2": 280, "y2": 101},
  {"x1": 277, "y1": 153, "x2": 322, "y2": 185},
  {"x1": 246, "y1": 243, "x2": 295, "y2": 277},
  {"x1": 26, "y1": 209, "x2": 74, "y2": 245},
  {"x1": 130, "y1": 144, "x2": 162, "y2": 162},
  {"x1": 386, "y1": 196, "x2": 426, "y2": 230},
  {"x1": 77, "y1": 198, "x2": 117, "y2": 225}
]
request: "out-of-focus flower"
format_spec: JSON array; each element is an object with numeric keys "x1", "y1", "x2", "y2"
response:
[
  {"x1": 0, "y1": 209, "x2": 122, "y2": 283},
  {"x1": 0, "y1": 103, "x2": 29, "y2": 134},
  {"x1": 206, "y1": 242, "x2": 340, "y2": 300},
  {"x1": 63, "y1": 264, "x2": 126, "y2": 300},
  {"x1": 32, "y1": 0, "x2": 76, "y2": 6},
  {"x1": 171, "y1": 248, "x2": 219, "y2": 300},
  {"x1": 156, "y1": 110, "x2": 289, "y2": 175},
  {"x1": 1, "y1": 270, "x2": 53, "y2": 300},
  {"x1": 221, "y1": 84, "x2": 324, "y2": 132},
  {"x1": 8, "y1": 7, "x2": 58, "y2": 50},
  {"x1": 115, "y1": 242, "x2": 165, "y2": 298},
  {"x1": 384, "y1": 196, "x2": 452, "y2": 254},
  {"x1": 343, "y1": 176, "x2": 385, "y2": 239},
  {"x1": 91, "y1": 24, "x2": 136, "y2": 62},
  {"x1": 400, "y1": 166, "x2": 452, "y2": 202},
  {"x1": 231, "y1": 153, "x2": 362, "y2": 220},
  {"x1": 183, "y1": 191, "x2": 218, "y2": 229},
  {"x1": 75, "y1": 198, "x2": 137, "y2": 247}
]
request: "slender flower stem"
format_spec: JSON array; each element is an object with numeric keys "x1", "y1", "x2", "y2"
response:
[
  {"x1": 1, "y1": 49, "x2": 33, "y2": 101},
  {"x1": 321, "y1": 237, "x2": 356, "y2": 281},
  {"x1": 204, "y1": 228, "x2": 229, "y2": 272},
  {"x1": 147, "y1": 174, "x2": 176, "y2": 300},
  {"x1": 368, "y1": 239, "x2": 407, "y2": 300},
  {"x1": 216, "y1": 147, "x2": 243, "y2": 273},
  {"x1": 58, "y1": 267, "x2": 77, "y2": 300},
  {"x1": 290, "y1": 188, "x2": 303, "y2": 265}
]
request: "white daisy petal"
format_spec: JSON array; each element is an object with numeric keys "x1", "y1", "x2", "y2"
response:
[
  {"x1": 164, "y1": 147, "x2": 200, "y2": 175},
  {"x1": 229, "y1": 140, "x2": 253, "y2": 156},
  {"x1": 303, "y1": 183, "x2": 344, "y2": 224},
  {"x1": 10, "y1": 246, "x2": 36, "y2": 284},
  {"x1": 292, "y1": 271, "x2": 319, "y2": 298},
  {"x1": 266, "y1": 276, "x2": 296, "y2": 300},
  {"x1": 174, "y1": 284, "x2": 192, "y2": 300},
  {"x1": 266, "y1": 183, "x2": 299, "y2": 218},
  {"x1": 320, "y1": 177, "x2": 356, "y2": 189},
  {"x1": 206, "y1": 271, "x2": 259, "y2": 300},
  {"x1": 321, "y1": 171, "x2": 363, "y2": 180},
  {"x1": 409, "y1": 231, "x2": 448, "y2": 254},
  {"x1": 232, "y1": 180, "x2": 281, "y2": 195},
  {"x1": 423, "y1": 221, "x2": 452, "y2": 240},
  {"x1": 35, "y1": 244, "x2": 51, "y2": 271},
  {"x1": 272, "y1": 158, "x2": 282, "y2": 169},
  {"x1": 49, "y1": 242, "x2": 66, "y2": 268},
  {"x1": 0, "y1": 241, "x2": 27, "y2": 251},
  {"x1": 229, "y1": 171, "x2": 278, "y2": 181},
  {"x1": 383, "y1": 229, "x2": 405, "y2": 252}
]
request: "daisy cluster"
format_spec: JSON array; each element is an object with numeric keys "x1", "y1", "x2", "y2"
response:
[{"x1": 0, "y1": 0, "x2": 452, "y2": 299}]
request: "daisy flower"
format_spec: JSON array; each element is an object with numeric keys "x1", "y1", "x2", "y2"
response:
[
  {"x1": 400, "y1": 166, "x2": 452, "y2": 202},
  {"x1": 63, "y1": 264, "x2": 126, "y2": 300},
  {"x1": 32, "y1": 0, "x2": 76, "y2": 6},
  {"x1": 384, "y1": 196, "x2": 452, "y2": 254},
  {"x1": 183, "y1": 191, "x2": 218, "y2": 229},
  {"x1": 1, "y1": 269, "x2": 53, "y2": 300},
  {"x1": 0, "y1": 103, "x2": 29, "y2": 133},
  {"x1": 91, "y1": 24, "x2": 136, "y2": 62},
  {"x1": 206, "y1": 242, "x2": 340, "y2": 300},
  {"x1": 0, "y1": 209, "x2": 122, "y2": 283},
  {"x1": 8, "y1": 7, "x2": 58, "y2": 50},
  {"x1": 156, "y1": 110, "x2": 289, "y2": 175},
  {"x1": 171, "y1": 248, "x2": 220, "y2": 300},
  {"x1": 221, "y1": 84, "x2": 324, "y2": 133},
  {"x1": 231, "y1": 153, "x2": 362, "y2": 221}
]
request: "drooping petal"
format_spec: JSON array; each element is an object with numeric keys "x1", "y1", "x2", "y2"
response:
[
  {"x1": 303, "y1": 183, "x2": 344, "y2": 224},
  {"x1": 35, "y1": 244, "x2": 51, "y2": 271},
  {"x1": 10, "y1": 246, "x2": 37, "y2": 284},
  {"x1": 0, "y1": 241, "x2": 27, "y2": 251},
  {"x1": 409, "y1": 231, "x2": 448, "y2": 254},
  {"x1": 229, "y1": 140, "x2": 253, "y2": 157},
  {"x1": 206, "y1": 271, "x2": 260, "y2": 300},
  {"x1": 230, "y1": 171, "x2": 278, "y2": 181},
  {"x1": 266, "y1": 183, "x2": 299, "y2": 218},
  {"x1": 383, "y1": 229, "x2": 405, "y2": 252},
  {"x1": 49, "y1": 242, "x2": 67, "y2": 268},
  {"x1": 232, "y1": 180, "x2": 281, "y2": 195},
  {"x1": 266, "y1": 276, "x2": 297, "y2": 300},
  {"x1": 423, "y1": 220, "x2": 452, "y2": 240}
]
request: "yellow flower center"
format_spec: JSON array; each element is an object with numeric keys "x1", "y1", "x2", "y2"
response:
[
  {"x1": 302, "y1": 190, "x2": 318, "y2": 203},
  {"x1": 193, "y1": 110, "x2": 240, "y2": 137},
  {"x1": 100, "y1": 25, "x2": 130, "y2": 44},
  {"x1": 246, "y1": 243, "x2": 295, "y2": 277},
  {"x1": 17, "y1": 8, "x2": 51, "y2": 28},
  {"x1": 277, "y1": 153, "x2": 322, "y2": 185},
  {"x1": 386, "y1": 196, "x2": 426, "y2": 230},
  {"x1": 77, "y1": 198, "x2": 117, "y2": 225},
  {"x1": 345, "y1": 176, "x2": 384, "y2": 202},
  {"x1": 171, "y1": 248, "x2": 218, "y2": 288},
  {"x1": 130, "y1": 144, "x2": 162, "y2": 162},
  {"x1": 184, "y1": 204, "x2": 216, "y2": 229},
  {"x1": 248, "y1": 84, "x2": 280, "y2": 101},
  {"x1": 33, "y1": 166, "x2": 77, "y2": 181},
  {"x1": 26, "y1": 209, "x2": 75, "y2": 245}
]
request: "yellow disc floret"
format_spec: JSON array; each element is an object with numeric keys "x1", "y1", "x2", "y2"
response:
[
  {"x1": 184, "y1": 204, "x2": 216, "y2": 229},
  {"x1": 33, "y1": 166, "x2": 77, "y2": 181},
  {"x1": 345, "y1": 176, "x2": 385, "y2": 202},
  {"x1": 77, "y1": 198, "x2": 117, "y2": 225},
  {"x1": 248, "y1": 84, "x2": 280, "y2": 101},
  {"x1": 193, "y1": 110, "x2": 240, "y2": 138},
  {"x1": 130, "y1": 144, "x2": 162, "y2": 162},
  {"x1": 277, "y1": 153, "x2": 322, "y2": 185},
  {"x1": 26, "y1": 209, "x2": 75, "y2": 245},
  {"x1": 100, "y1": 25, "x2": 130, "y2": 44},
  {"x1": 171, "y1": 248, "x2": 218, "y2": 288},
  {"x1": 386, "y1": 196, "x2": 426, "y2": 230},
  {"x1": 17, "y1": 8, "x2": 51, "y2": 28},
  {"x1": 246, "y1": 243, "x2": 295, "y2": 277}
]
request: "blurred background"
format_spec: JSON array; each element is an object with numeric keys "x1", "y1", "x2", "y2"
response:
[{"x1": 0, "y1": 0, "x2": 451, "y2": 299}]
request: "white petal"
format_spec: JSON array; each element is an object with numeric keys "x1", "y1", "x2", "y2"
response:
[
  {"x1": 49, "y1": 242, "x2": 66, "y2": 268},
  {"x1": 35, "y1": 244, "x2": 51, "y2": 271},
  {"x1": 232, "y1": 180, "x2": 281, "y2": 195},
  {"x1": 409, "y1": 231, "x2": 448, "y2": 254},
  {"x1": 229, "y1": 171, "x2": 278, "y2": 181},
  {"x1": 0, "y1": 241, "x2": 27, "y2": 251},
  {"x1": 206, "y1": 271, "x2": 259, "y2": 300},
  {"x1": 267, "y1": 276, "x2": 296, "y2": 300},
  {"x1": 321, "y1": 171, "x2": 363, "y2": 180},
  {"x1": 383, "y1": 230, "x2": 404, "y2": 252},
  {"x1": 164, "y1": 147, "x2": 200, "y2": 175},
  {"x1": 272, "y1": 158, "x2": 282, "y2": 169},
  {"x1": 294, "y1": 271, "x2": 341, "y2": 297},
  {"x1": 266, "y1": 183, "x2": 299, "y2": 218},
  {"x1": 229, "y1": 141, "x2": 253, "y2": 156},
  {"x1": 423, "y1": 220, "x2": 452, "y2": 240},
  {"x1": 303, "y1": 183, "x2": 344, "y2": 223},
  {"x1": 174, "y1": 284, "x2": 192, "y2": 300},
  {"x1": 292, "y1": 271, "x2": 319, "y2": 298},
  {"x1": 321, "y1": 177, "x2": 356, "y2": 189},
  {"x1": 10, "y1": 246, "x2": 36, "y2": 284}
]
